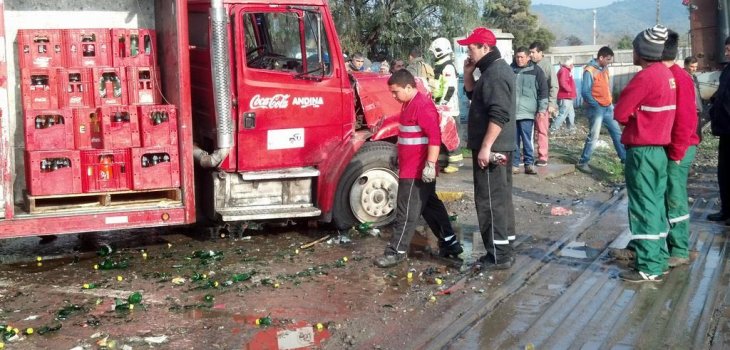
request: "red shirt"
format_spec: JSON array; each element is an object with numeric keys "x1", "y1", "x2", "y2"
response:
[
  {"x1": 614, "y1": 63, "x2": 676, "y2": 147},
  {"x1": 398, "y1": 91, "x2": 441, "y2": 179},
  {"x1": 557, "y1": 65, "x2": 576, "y2": 99},
  {"x1": 667, "y1": 64, "x2": 700, "y2": 161}
]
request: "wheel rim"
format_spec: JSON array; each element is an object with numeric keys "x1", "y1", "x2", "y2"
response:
[{"x1": 348, "y1": 167, "x2": 398, "y2": 226}]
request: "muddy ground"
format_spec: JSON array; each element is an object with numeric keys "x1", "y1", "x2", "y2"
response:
[{"x1": 0, "y1": 114, "x2": 722, "y2": 350}]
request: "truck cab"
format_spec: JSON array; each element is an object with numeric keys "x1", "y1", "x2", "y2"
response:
[{"x1": 188, "y1": 0, "x2": 402, "y2": 229}]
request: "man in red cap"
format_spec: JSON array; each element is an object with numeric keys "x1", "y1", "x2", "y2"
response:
[{"x1": 458, "y1": 27, "x2": 518, "y2": 270}]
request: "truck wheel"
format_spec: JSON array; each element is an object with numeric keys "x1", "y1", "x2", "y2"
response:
[{"x1": 333, "y1": 141, "x2": 398, "y2": 230}]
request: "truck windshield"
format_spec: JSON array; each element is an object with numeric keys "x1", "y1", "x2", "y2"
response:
[
  {"x1": 243, "y1": 12, "x2": 303, "y2": 73},
  {"x1": 243, "y1": 8, "x2": 332, "y2": 78}
]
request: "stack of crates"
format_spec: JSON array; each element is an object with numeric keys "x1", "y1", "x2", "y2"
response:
[{"x1": 19, "y1": 28, "x2": 179, "y2": 197}]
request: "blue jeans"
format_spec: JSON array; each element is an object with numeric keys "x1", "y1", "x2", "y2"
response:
[
  {"x1": 551, "y1": 99, "x2": 575, "y2": 131},
  {"x1": 513, "y1": 119, "x2": 535, "y2": 167},
  {"x1": 578, "y1": 104, "x2": 626, "y2": 165}
]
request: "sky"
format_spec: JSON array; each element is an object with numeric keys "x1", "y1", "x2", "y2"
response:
[{"x1": 531, "y1": 0, "x2": 619, "y2": 9}]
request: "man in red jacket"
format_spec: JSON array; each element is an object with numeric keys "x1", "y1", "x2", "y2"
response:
[
  {"x1": 614, "y1": 25, "x2": 676, "y2": 283},
  {"x1": 551, "y1": 58, "x2": 577, "y2": 133},
  {"x1": 374, "y1": 69, "x2": 463, "y2": 268},
  {"x1": 661, "y1": 30, "x2": 701, "y2": 268}
]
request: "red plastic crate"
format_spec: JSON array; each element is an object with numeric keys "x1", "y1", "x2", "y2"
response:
[
  {"x1": 17, "y1": 29, "x2": 64, "y2": 69},
  {"x1": 63, "y1": 29, "x2": 112, "y2": 68},
  {"x1": 57, "y1": 68, "x2": 93, "y2": 108},
  {"x1": 111, "y1": 28, "x2": 157, "y2": 67},
  {"x1": 131, "y1": 146, "x2": 180, "y2": 190},
  {"x1": 81, "y1": 149, "x2": 131, "y2": 192},
  {"x1": 72, "y1": 108, "x2": 103, "y2": 149},
  {"x1": 126, "y1": 66, "x2": 160, "y2": 104},
  {"x1": 24, "y1": 109, "x2": 74, "y2": 151},
  {"x1": 20, "y1": 68, "x2": 58, "y2": 110},
  {"x1": 93, "y1": 67, "x2": 128, "y2": 106},
  {"x1": 98, "y1": 106, "x2": 140, "y2": 149},
  {"x1": 137, "y1": 105, "x2": 177, "y2": 147},
  {"x1": 25, "y1": 150, "x2": 82, "y2": 196}
]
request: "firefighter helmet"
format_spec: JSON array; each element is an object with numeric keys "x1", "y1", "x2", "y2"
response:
[{"x1": 429, "y1": 37, "x2": 453, "y2": 60}]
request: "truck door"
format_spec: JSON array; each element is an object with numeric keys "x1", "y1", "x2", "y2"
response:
[{"x1": 234, "y1": 6, "x2": 344, "y2": 171}]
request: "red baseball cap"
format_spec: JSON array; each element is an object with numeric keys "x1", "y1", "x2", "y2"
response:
[{"x1": 457, "y1": 27, "x2": 497, "y2": 46}]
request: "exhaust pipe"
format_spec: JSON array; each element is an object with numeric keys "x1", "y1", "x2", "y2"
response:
[{"x1": 196, "y1": 0, "x2": 233, "y2": 168}]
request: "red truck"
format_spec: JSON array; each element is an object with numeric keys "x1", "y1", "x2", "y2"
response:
[{"x1": 0, "y1": 0, "x2": 404, "y2": 238}]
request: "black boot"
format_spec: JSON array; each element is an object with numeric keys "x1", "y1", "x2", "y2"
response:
[{"x1": 708, "y1": 211, "x2": 729, "y2": 221}]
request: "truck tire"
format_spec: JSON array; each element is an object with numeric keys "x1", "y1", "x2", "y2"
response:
[{"x1": 333, "y1": 141, "x2": 398, "y2": 230}]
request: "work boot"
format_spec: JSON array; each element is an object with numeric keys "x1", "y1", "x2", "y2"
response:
[
  {"x1": 373, "y1": 253, "x2": 405, "y2": 268},
  {"x1": 619, "y1": 270, "x2": 664, "y2": 283},
  {"x1": 707, "y1": 211, "x2": 729, "y2": 221},
  {"x1": 525, "y1": 165, "x2": 538, "y2": 175},
  {"x1": 439, "y1": 241, "x2": 463, "y2": 259},
  {"x1": 475, "y1": 254, "x2": 514, "y2": 271},
  {"x1": 576, "y1": 163, "x2": 592, "y2": 174},
  {"x1": 442, "y1": 165, "x2": 460, "y2": 174},
  {"x1": 448, "y1": 154, "x2": 464, "y2": 167},
  {"x1": 668, "y1": 256, "x2": 690, "y2": 267},
  {"x1": 609, "y1": 248, "x2": 636, "y2": 260},
  {"x1": 512, "y1": 166, "x2": 521, "y2": 174}
]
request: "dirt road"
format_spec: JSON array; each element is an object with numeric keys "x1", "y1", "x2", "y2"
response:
[{"x1": 0, "y1": 129, "x2": 726, "y2": 349}]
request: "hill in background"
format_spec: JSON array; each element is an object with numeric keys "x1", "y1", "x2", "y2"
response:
[{"x1": 532, "y1": 0, "x2": 690, "y2": 47}]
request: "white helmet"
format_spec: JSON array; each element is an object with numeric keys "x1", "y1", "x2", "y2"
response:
[{"x1": 429, "y1": 37, "x2": 453, "y2": 60}]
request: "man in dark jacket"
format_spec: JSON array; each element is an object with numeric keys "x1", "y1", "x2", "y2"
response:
[
  {"x1": 708, "y1": 36, "x2": 730, "y2": 224},
  {"x1": 459, "y1": 27, "x2": 517, "y2": 270}
]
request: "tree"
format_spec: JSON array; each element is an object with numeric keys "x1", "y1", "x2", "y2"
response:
[
  {"x1": 617, "y1": 35, "x2": 632, "y2": 50},
  {"x1": 329, "y1": 0, "x2": 481, "y2": 61},
  {"x1": 565, "y1": 35, "x2": 583, "y2": 46},
  {"x1": 482, "y1": 0, "x2": 555, "y2": 49}
]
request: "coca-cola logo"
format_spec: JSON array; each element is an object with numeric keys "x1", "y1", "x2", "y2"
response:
[{"x1": 250, "y1": 94, "x2": 290, "y2": 110}]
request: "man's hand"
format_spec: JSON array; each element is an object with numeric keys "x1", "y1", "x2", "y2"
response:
[
  {"x1": 463, "y1": 58, "x2": 476, "y2": 75},
  {"x1": 548, "y1": 104, "x2": 558, "y2": 115},
  {"x1": 477, "y1": 147, "x2": 491, "y2": 169},
  {"x1": 422, "y1": 161, "x2": 436, "y2": 183}
]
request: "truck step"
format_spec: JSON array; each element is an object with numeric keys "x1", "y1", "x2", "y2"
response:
[
  {"x1": 240, "y1": 167, "x2": 319, "y2": 181},
  {"x1": 217, "y1": 205, "x2": 321, "y2": 221},
  {"x1": 24, "y1": 188, "x2": 181, "y2": 214}
]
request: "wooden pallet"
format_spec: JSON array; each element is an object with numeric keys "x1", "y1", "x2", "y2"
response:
[{"x1": 24, "y1": 188, "x2": 182, "y2": 214}]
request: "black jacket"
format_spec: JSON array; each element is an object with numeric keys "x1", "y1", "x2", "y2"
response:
[
  {"x1": 711, "y1": 63, "x2": 730, "y2": 136},
  {"x1": 465, "y1": 48, "x2": 517, "y2": 152}
]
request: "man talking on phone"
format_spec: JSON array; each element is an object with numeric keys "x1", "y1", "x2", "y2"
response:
[{"x1": 459, "y1": 28, "x2": 518, "y2": 270}]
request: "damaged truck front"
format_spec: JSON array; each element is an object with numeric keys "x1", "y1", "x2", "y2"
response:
[{"x1": 0, "y1": 0, "x2": 402, "y2": 239}]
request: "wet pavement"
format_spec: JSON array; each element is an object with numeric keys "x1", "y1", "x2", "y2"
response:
[{"x1": 0, "y1": 160, "x2": 728, "y2": 349}]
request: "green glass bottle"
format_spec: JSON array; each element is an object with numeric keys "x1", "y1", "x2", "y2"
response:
[
  {"x1": 127, "y1": 292, "x2": 142, "y2": 304},
  {"x1": 97, "y1": 244, "x2": 114, "y2": 257}
]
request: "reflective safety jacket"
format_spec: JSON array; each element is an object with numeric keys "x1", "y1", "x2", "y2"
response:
[
  {"x1": 398, "y1": 92, "x2": 442, "y2": 179},
  {"x1": 614, "y1": 62, "x2": 677, "y2": 147},
  {"x1": 433, "y1": 61, "x2": 460, "y2": 118}
]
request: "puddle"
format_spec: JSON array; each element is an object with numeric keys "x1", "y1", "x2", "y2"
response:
[{"x1": 559, "y1": 241, "x2": 601, "y2": 259}]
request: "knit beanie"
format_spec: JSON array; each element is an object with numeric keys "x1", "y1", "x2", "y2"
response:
[
  {"x1": 633, "y1": 24, "x2": 669, "y2": 61},
  {"x1": 661, "y1": 29, "x2": 679, "y2": 60}
]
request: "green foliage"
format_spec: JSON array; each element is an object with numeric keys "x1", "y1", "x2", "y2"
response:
[
  {"x1": 617, "y1": 35, "x2": 633, "y2": 50},
  {"x1": 483, "y1": 0, "x2": 555, "y2": 49},
  {"x1": 565, "y1": 35, "x2": 583, "y2": 46},
  {"x1": 329, "y1": 0, "x2": 481, "y2": 60}
]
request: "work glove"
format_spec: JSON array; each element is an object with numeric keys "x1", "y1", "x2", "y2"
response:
[{"x1": 422, "y1": 161, "x2": 436, "y2": 183}]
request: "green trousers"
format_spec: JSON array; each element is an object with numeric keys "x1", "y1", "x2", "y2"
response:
[
  {"x1": 666, "y1": 146, "x2": 696, "y2": 259},
  {"x1": 625, "y1": 147, "x2": 669, "y2": 275}
]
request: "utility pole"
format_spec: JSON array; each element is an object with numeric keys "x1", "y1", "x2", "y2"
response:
[{"x1": 593, "y1": 9, "x2": 597, "y2": 45}]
